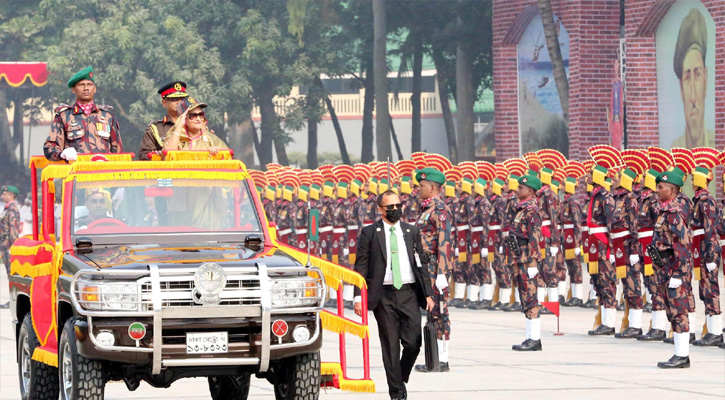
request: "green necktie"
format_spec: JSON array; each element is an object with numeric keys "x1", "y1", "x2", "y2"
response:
[{"x1": 390, "y1": 225, "x2": 402, "y2": 289}]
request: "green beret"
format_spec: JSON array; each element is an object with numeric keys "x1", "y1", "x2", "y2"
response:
[
  {"x1": 519, "y1": 174, "x2": 542, "y2": 191},
  {"x1": 415, "y1": 167, "x2": 445, "y2": 185},
  {"x1": 656, "y1": 169, "x2": 685, "y2": 187},
  {"x1": 674, "y1": 8, "x2": 707, "y2": 80},
  {"x1": 1, "y1": 185, "x2": 19, "y2": 196},
  {"x1": 67, "y1": 66, "x2": 95, "y2": 88}
]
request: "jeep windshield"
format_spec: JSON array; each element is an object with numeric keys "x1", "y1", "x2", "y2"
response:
[{"x1": 71, "y1": 178, "x2": 262, "y2": 244}]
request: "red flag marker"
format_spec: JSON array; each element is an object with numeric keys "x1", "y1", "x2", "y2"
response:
[{"x1": 541, "y1": 301, "x2": 563, "y2": 336}]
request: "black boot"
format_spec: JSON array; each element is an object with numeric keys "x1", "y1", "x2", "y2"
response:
[
  {"x1": 566, "y1": 298, "x2": 584, "y2": 307},
  {"x1": 512, "y1": 339, "x2": 542, "y2": 351},
  {"x1": 718, "y1": 342, "x2": 725, "y2": 349},
  {"x1": 506, "y1": 302, "x2": 522, "y2": 312},
  {"x1": 455, "y1": 299, "x2": 470, "y2": 309},
  {"x1": 414, "y1": 362, "x2": 449, "y2": 373},
  {"x1": 637, "y1": 329, "x2": 666, "y2": 341},
  {"x1": 693, "y1": 333, "x2": 724, "y2": 347},
  {"x1": 476, "y1": 299, "x2": 492, "y2": 309},
  {"x1": 583, "y1": 299, "x2": 597, "y2": 309},
  {"x1": 448, "y1": 298, "x2": 463, "y2": 308},
  {"x1": 643, "y1": 303, "x2": 653, "y2": 313},
  {"x1": 588, "y1": 325, "x2": 615, "y2": 336},
  {"x1": 657, "y1": 355, "x2": 690, "y2": 369},
  {"x1": 540, "y1": 307, "x2": 552, "y2": 315},
  {"x1": 615, "y1": 327, "x2": 643, "y2": 339},
  {"x1": 469, "y1": 300, "x2": 488, "y2": 310},
  {"x1": 484, "y1": 301, "x2": 501, "y2": 310},
  {"x1": 558, "y1": 295, "x2": 566, "y2": 305}
]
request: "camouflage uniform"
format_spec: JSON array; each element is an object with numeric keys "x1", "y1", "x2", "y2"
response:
[
  {"x1": 403, "y1": 188, "x2": 420, "y2": 224},
  {"x1": 276, "y1": 199, "x2": 296, "y2": 245},
  {"x1": 0, "y1": 200, "x2": 21, "y2": 274},
  {"x1": 331, "y1": 198, "x2": 349, "y2": 265},
  {"x1": 139, "y1": 116, "x2": 175, "y2": 160},
  {"x1": 344, "y1": 195, "x2": 362, "y2": 266},
  {"x1": 560, "y1": 193, "x2": 583, "y2": 286},
  {"x1": 587, "y1": 185, "x2": 617, "y2": 309},
  {"x1": 293, "y1": 199, "x2": 309, "y2": 251},
  {"x1": 471, "y1": 194, "x2": 491, "y2": 288},
  {"x1": 612, "y1": 187, "x2": 643, "y2": 310},
  {"x1": 510, "y1": 197, "x2": 544, "y2": 319},
  {"x1": 416, "y1": 196, "x2": 453, "y2": 340},
  {"x1": 318, "y1": 196, "x2": 336, "y2": 259},
  {"x1": 263, "y1": 198, "x2": 277, "y2": 225},
  {"x1": 488, "y1": 193, "x2": 510, "y2": 288},
  {"x1": 453, "y1": 192, "x2": 473, "y2": 285},
  {"x1": 536, "y1": 185, "x2": 561, "y2": 288},
  {"x1": 638, "y1": 188, "x2": 665, "y2": 313},
  {"x1": 44, "y1": 102, "x2": 123, "y2": 161},
  {"x1": 653, "y1": 199, "x2": 694, "y2": 334},
  {"x1": 691, "y1": 188, "x2": 721, "y2": 317}
]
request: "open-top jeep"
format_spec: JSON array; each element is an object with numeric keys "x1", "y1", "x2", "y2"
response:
[{"x1": 9, "y1": 152, "x2": 374, "y2": 400}]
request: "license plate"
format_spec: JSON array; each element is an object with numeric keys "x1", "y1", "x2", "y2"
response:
[{"x1": 186, "y1": 332, "x2": 228, "y2": 354}]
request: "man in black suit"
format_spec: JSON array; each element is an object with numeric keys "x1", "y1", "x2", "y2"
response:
[{"x1": 354, "y1": 190, "x2": 435, "y2": 400}]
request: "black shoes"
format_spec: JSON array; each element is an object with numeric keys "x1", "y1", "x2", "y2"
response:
[
  {"x1": 718, "y1": 342, "x2": 725, "y2": 349},
  {"x1": 558, "y1": 295, "x2": 567, "y2": 305},
  {"x1": 448, "y1": 298, "x2": 463, "y2": 308},
  {"x1": 565, "y1": 298, "x2": 583, "y2": 307},
  {"x1": 614, "y1": 327, "x2": 643, "y2": 339},
  {"x1": 455, "y1": 299, "x2": 469, "y2": 309},
  {"x1": 637, "y1": 329, "x2": 666, "y2": 341},
  {"x1": 540, "y1": 307, "x2": 553, "y2": 315},
  {"x1": 484, "y1": 301, "x2": 501, "y2": 310},
  {"x1": 468, "y1": 300, "x2": 488, "y2": 310},
  {"x1": 414, "y1": 362, "x2": 449, "y2": 373},
  {"x1": 588, "y1": 325, "x2": 615, "y2": 336},
  {"x1": 512, "y1": 339, "x2": 542, "y2": 351},
  {"x1": 663, "y1": 333, "x2": 695, "y2": 344},
  {"x1": 502, "y1": 302, "x2": 521, "y2": 312},
  {"x1": 693, "y1": 333, "x2": 724, "y2": 347},
  {"x1": 583, "y1": 299, "x2": 598, "y2": 309},
  {"x1": 0, "y1": 302, "x2": 9, "y2": 309},
  {"x1": 657, "y1": 355, "x2": 690, "y2": 369}
]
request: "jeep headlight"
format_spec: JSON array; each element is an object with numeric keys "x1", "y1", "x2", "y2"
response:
[
  {"x1": 78, "y1": 281, "x2": 140, "y2": 311},
  {"x1": 270, "y1": 278, "x2": 319, "y2": 308}
]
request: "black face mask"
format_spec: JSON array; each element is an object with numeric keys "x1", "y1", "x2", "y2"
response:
[{"x1": 384, "y1": 208, "x2": 402, "y2": 224}]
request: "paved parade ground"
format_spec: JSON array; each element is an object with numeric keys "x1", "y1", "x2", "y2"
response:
[{"x1": 1, "y1": 270, "x2": 723, "y2": 400}]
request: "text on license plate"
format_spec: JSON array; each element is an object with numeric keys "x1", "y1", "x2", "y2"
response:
[{"x1": 186, "y1": 332, "x2": 228, "y2": 354}]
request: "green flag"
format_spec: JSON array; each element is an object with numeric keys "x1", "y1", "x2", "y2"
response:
[{"x1": 308, "y1": 208, "x2": 320, "y2": 242}]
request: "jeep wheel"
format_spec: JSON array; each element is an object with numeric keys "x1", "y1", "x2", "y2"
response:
[
  {"x1": 273, "y1": 352, "x2": 320, "y2": 400},
  {"x1": 59, "y1": 318, "x2": 105, "y2": 400},
  {"x1": 18, "y1": 314, "x2": 59, "y2": 400},
  {"x1": 208, "y1": 374, "x2": 251, "y2": 400}
]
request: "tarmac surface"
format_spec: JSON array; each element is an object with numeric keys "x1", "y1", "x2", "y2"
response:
[{"x1": 1, "y1": 267, "x2": 723, "y2": 400}]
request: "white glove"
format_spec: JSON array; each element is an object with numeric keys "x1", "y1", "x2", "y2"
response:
[
  {"x1": 574, "y1": 247, "x2": 581, "y2": 256},
  {"x1": 499, "y1": 246, "x2": 504, "y2": 254},
  {"x1": 668, "y1": 277, "x2": 682, "y2": 289},
  {"x1": 454, "y1": 248, "x2": 459, "y2": 257},
  {"x1": 629, "y1": 254, "x2": 640, "y2": 265},
  {"x1": 609, "y1": 254, "x2": 616, "y2": 264},
  {"x1": 527, "y1": 267, "x2": 538, "y2": 279},
  {"x1": 481, "y1": 248, "x2": 489, "y2": 258},
  {"x1": 550, "y1": 247, "x2": 559, "y2": 256},
  {"x1": 706, "y1": 262, "x2": 717, "y2": 272},
  {"x1": 60, "y1": 147, "x2": 77, "y2": 161},
  {"x1": 435, "y1": 274, "x2": 448, "y2": 291}
]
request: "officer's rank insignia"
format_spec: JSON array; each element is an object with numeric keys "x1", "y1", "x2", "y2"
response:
[
  {"x1": 189, "y1": 97, "x2": 197, "y2": 104},
  {"x1": 174, "y1": 83, "x2": 183, "y2": 91}
]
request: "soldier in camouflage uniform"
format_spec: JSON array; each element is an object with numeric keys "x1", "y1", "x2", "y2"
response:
[
  {"x1": 361, "y1": 178, "x2": 378, "y2": 229},
  {"x1": 486, "y1": 178, "x2": 511, "y2": 310},
  {"x1": 610, "y1": 168, "x2": 644, "y2": 339},
  {"x1": 510, "y1": 175, "x2": 544, "y2": 351},
  {"x1": 44, "y1": 66, "x2": 123, "y2": 161},
  {"x1": 502, "y1": 175, "x2": 523, "y2": 311},
  {"x1": 276, "y1": 182, "x2": 297, "y2": 246},
  {"x1": 652, "y1": 169, "x2": 694, "y2": 368},
  {"x1": 293, "y1": 185, "x2": 310, "y2": 252},
  {"x1": 263, "y1": 184, "x2": 278, "y2": 225},
  {"x1": 690, "y1": 163, "x2": 723, "y2": 347},
  {"x1": 470, "y1": 178, "x2": 492, "y2": 310},
  {"x1": 452, "y1": 180, "x2": 474, "y2": 308},
  {"x1": 0, "y1": 185, "x2": 21, "y2": 309},
  {"x1": 139, "y1": 81, "x2": 188, "y2": 160},
  {"x1": 413, "y1": 168, "x2": 453, "y2": 373},
  {"x1": 717, "y1": 179, "x2": 725, "y2": 350},
  {"x1": 535, "y1": 173, "x2": 561, "y2": 309},
  {"x1": 318, "y1": 181, "x2": 336, "y2": 260},
  {"x1": 402, "y1": 178, "x2": 420, "y2": 224},
  {"x1": 560, "y1": 175, "x2": 584, "y2": 307}
]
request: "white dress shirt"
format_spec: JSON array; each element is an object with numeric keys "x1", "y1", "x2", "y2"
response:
[
  {"x1": 354, "y1": 220, "x2": 416, "y2": 304},
  {"x1": 382, "y1": 220, "x2": 415, "y2": 285}
]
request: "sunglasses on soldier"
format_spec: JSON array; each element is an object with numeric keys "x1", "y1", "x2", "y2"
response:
[{"x1": 187, "y1": 111, "x2": 205, "y2": 120}]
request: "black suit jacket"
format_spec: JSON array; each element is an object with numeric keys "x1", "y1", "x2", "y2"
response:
[{"x1": 353, "y1": 219, "x2": 434, "y2": 311}]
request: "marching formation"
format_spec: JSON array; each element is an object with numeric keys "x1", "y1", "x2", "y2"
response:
[{"x1": 247, "y1": 145, "x2": 725, "y2": 370}]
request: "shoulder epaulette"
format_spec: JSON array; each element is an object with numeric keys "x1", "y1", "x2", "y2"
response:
[
  {"x1": 54, "y1": 104, "x2": 71, "y2": 114},
  {"x1": 96, "y1": 104, "x2": 114, "y2": 112},
  {"x1": 147, "y1": 119, "x2": 164, "y2": 127}
]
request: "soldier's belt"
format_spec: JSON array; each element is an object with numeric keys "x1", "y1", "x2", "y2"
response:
[
  {"x1": 471, "y1": 226, "x2": 483, "y2": 233},
  {"x1": 319, "y1": 226, "x2": 333, "y2": 233},
  {"x1": 580, "y1": 226, "x2": 589, "y2": 232},
  {"x1": 563, "y1": 224, "x2": 575, "y2": 229},
  {"x1": 589, "y1": 227, "x2": 608, "y2": 234},
  {"x1": 332, "y1": 227, "x2": 346, "y2": 233},
  {"x1": 542, "y1": 220, "x2": 552, "y2": 227},
  {"x1": 691, "y1": 228, "x2": 704, "y2": 237},
  {"x1": 296, "y1": 228, "x2": 308, "y2": 234},
  {"x1": 347, "y1": 225, "x2": 359, "y2": 230},
  {"x1": 610, "y1": 230, "x2": 630, "y2": 239},
  {"x1": 455, "y1": 224, "x2": 470, "y2": 232},
  {"x1": 637, "y1": 230, "x2": 653, "y2": 238},
  {"x1": 488, "y1": 225, "x2": 501, "y2": 230},
  {"x1": 278, "y1": 228, "x2": 293, "y2": 236}
]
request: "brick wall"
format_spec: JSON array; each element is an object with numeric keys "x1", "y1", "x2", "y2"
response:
[{"x1": 493, "y1": 0, "x2": 621, "y2": 162}]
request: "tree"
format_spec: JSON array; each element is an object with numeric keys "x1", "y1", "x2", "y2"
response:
[
  {"x1": 538, "y1": 0, "x2": 569, "y2": 123},
  {"x1": 372, "y1": 0, "x2": 391, "y2": 162}
]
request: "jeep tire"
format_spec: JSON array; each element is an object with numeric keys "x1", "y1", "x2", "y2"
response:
[
  {"x1": 273, "y1": 351, "x2": 320, "y2": 400},
  {"x1": 208, "y1": 374, "x2": 251, "y2": 400},
  {"x1": 18, "y1": 314, "x2": 59, "y2": 400},
  {"x1": 59, "y1": 317, "x2": 105, "y2": 400}
]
